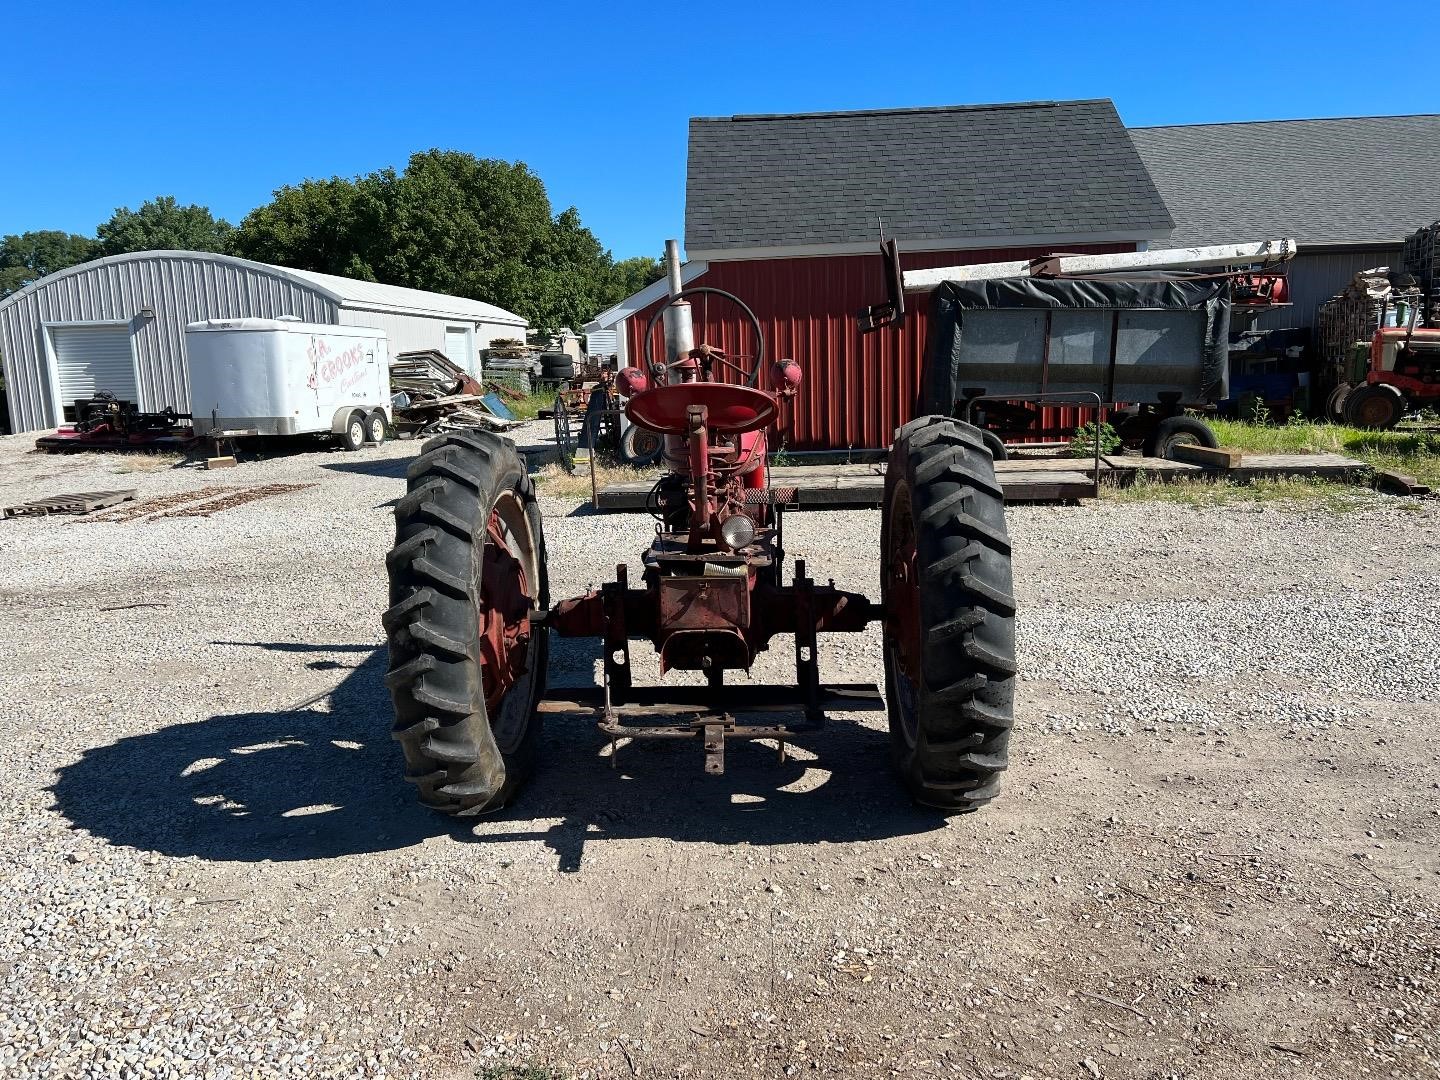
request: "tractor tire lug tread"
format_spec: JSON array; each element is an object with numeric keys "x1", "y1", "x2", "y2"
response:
[
  {"x1": 882, "y1": 415, "x2": 1016, "y2": 814},
  {"x1": 385, "y1": 427, "x2": 549, "y2": 817}
]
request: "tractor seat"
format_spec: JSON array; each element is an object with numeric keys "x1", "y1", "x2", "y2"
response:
[{"x1": 625, "y1": 383, "x2": 777, "y2": 436}]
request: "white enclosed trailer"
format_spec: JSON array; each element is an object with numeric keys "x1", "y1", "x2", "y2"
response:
[{"x1": 185, "y1": 318, "x2": 391, "y2": 450}]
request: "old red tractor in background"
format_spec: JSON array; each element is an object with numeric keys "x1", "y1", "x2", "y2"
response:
[
  {"x1": 1343, "y1": 312, "x2": 1440, "y2": 428},
  {"x1": 383, "y1": 241, "x2": 1016, "y2": 816}
]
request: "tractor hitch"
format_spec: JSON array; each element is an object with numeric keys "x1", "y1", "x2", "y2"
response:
[{"x1": 539, "y1": 682, "x2": 886, "y2": 774}]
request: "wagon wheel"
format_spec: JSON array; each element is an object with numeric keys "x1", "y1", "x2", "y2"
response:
[{"x1": 552, "y1": 392, "x2": 576, "y2": 472}]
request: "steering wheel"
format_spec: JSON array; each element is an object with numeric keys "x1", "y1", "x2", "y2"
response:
[{"x1": 642, "y1": 287, "x2": 766, "y2": 387}]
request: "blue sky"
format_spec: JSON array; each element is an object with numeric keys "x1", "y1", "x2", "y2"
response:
[{"x1": 5, "y1": 1, "x2": 1436, "y2": 260}]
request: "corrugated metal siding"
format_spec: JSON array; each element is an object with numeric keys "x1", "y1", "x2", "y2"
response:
[
  {"x1": 624, "y1": 245, "x2": 1132, "y2": 450},
  {"x1": 1253, "y1": 248, "x2": 1403, "y2": 332},
  {"x1": 338, "y1": 309, "x2": 452, "y2": 359},
  {"x1": 1, "y1": 254, "x2": 335, "y2": 432},
  {"x1": 586, "y1": 328, "x2": 619, "y2": 357}
]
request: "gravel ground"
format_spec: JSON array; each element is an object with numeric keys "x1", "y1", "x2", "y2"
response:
[{"x1": 0, "y1": 426, "x2": 1436, "y2": 1079}]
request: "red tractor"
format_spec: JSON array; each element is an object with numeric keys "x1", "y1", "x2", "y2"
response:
[
  {"x1": 1343, "y1": 316, "x2": 1440, "y2": 429},
  {"x1": 383, "y1": 243, "x2": 1017, "y2": 816}
]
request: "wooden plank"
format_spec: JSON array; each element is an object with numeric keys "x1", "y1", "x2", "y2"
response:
[
  {"x1": 998, "y1": 457, "x2": 1111, "y2": 476},
  {"x1": 1001, "y1": 472, "x2": 1096, "y2": 502},
  {"x1": 1170, "y1": 443, "x2": 1243, "y2": 469},
  {"x1": 1374, "y1": 469, "x2": 1430, "y2": 495},
  {"x1": 1230, "y1": 452, "x2": 1365, "y2": 479},
  {"x1": 592, "y1": 453, "x2": 1370, "y2": 511}
]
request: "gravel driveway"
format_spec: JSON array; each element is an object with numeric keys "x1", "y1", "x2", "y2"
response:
[{"x1": 0, "y1": 428, "x2": 1435, "y2": 1079}]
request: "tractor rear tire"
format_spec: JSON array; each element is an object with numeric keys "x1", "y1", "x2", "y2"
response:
[
  {"x1": 1344, "y1": 383, "x2": 1406, "y2": 430},
  {"x1": 383, "y1": 429, "x2": 549, "y2": 815},
  {"x1": 882, "y1": 416, "x2": 1016, "y2": 813}
]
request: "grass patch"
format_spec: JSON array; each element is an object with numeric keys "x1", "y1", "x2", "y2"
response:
[
  {"x1": 51, "y1": 451, "x2": 184, "y2": 474},
  {"x1": 532, "y1": 460, "x2": 660, "y2": 500},
  {"x1": 1106, "y1": 473, "x2": 1402, "y2": 512},
  {"x1": 1207, "y1": 420, "x2": 1440, "y2": 487},
  {"x1": 501, "y1": 389, "x2": 557, "y2": 422}
]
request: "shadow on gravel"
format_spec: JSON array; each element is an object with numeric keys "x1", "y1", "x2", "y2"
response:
[
  {"x1": 53, "y1": 638, "x2": 946, "y2": 869},
  {"x1": 320, "y1": 456, "x2": 415, "y2": 479}
]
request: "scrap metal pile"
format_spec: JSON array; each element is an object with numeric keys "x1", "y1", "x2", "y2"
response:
[{"x1": 389, "y1": 350, "x2": 516, "y2": 437}]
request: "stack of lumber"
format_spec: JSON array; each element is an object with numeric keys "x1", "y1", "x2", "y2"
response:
[
  {"x1": 390, "y1": 350, "x2": 513, "y2": 436},
  {"x1": 1317, "y1": 268, "x2": 1422, "y2": 365}
]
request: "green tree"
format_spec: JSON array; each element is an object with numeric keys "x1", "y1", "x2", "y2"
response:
[
  {"x1": 96, "y1": 195, "x2": 234, "y2": 256},
  {"x1": 609, "y1": 254, "x2": 665, "y2": 299},
  {"x1": 230, "y1": 174, "x2": 384, "y2": 279},
  {"x1": 0, "y1": 230, "x2": 100, "y2": 297},
  {"x1": 233, "y1": 150, "x2": 637, "y2": 336}
]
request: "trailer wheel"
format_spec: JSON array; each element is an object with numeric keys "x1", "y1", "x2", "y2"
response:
[
  {"x1": 1343, "y1": 383, "x2": 1406, "y2": 430},
  {"x1": 1113, "y1": 409, "x2": 1155, "y2": 451},
  {"x1": 383, "y1": 429, "x2": 549, "y2": 815},
  {"x1": 1144, "y1": 415, "x2": 1218, "y2": 459},
  {"x1": 341, "y1": 410, "x2": 367, "y2": 452},
  {"x1": 367, "y1": 410, "x2": 388, "y2": 446},
  {"x1": 882, "y1": 416, "x2": 1016, "y2": 813}
]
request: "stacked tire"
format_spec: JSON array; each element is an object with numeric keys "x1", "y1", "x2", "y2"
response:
[{"x1": 539, "y1": 352, "x2": 574, "y2": 382}]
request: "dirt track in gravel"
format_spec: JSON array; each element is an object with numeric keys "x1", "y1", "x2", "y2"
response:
[{"x1": 1, "y1": 431, "x2": 1436, "y2": 1079}]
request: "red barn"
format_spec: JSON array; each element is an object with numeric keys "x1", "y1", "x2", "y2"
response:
[{"x1": 585, "y1": 99, "x2": 1175, "y2": 451}]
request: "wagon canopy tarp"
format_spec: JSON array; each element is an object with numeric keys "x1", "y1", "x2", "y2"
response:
[{"x1": 922, "y1": 275, "x2": 1231, "y2": 415}]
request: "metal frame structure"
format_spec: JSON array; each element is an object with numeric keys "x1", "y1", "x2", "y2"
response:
[{"x1": 539, "y1": 242, "x2": 886, "y2": 772}]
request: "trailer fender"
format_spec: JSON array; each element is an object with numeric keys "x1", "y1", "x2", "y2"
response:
[{"x1": 331, "y1": 406, "x2": 364, "y2": 434}]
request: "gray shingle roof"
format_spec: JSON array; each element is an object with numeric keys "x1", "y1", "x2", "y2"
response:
[
  {"x1": 685, "y1": 100, "x2": 1174, "y2": 252},
  {"x1": 1131, "y1": 115, "x2": 1440, "y2": 248}
]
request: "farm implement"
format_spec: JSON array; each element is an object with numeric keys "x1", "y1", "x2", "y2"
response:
[{"x1": 383, "y1": 241, "x2": 1017, "y2": 815}]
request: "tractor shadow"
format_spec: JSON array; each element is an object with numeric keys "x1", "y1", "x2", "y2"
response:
[{"x1": 51, "y1": 640, "x2": 948, "y2": 870}]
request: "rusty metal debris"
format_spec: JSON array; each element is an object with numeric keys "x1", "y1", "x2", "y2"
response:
[
  {"x1": 85, "y1": 488, "x2": 244, "y2": 523},
  {"x1": 156, "y1": 484, "x2": 313, "y2": 518},
  {"x1": 79, "y1": 484, "x2": 312, "y2": 523}
]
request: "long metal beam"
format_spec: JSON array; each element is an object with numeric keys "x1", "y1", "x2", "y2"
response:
[{"x1": 902, "y1": 239, "x2": 1299, "y2": 292}]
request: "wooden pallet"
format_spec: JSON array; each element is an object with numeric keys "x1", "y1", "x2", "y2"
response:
[{"x1": 3, "y1": 489, "x2": 138, "y2": 518}]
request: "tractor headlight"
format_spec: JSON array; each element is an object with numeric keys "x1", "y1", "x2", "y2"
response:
[{"x1": 719, "y1": 513, "x2": 757, "y2": 550}]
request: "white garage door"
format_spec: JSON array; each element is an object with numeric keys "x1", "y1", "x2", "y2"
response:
[
  {"x1": 51, "y1": 325, "x2": 138, "y2": 410},
  {"x1": 444, "y1": 326, "x2": 473, "y2": 374}
]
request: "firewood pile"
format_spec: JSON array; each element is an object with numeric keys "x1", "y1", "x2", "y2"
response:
[
  {"x1": 1317, "y1": 268, "x2": 1422, "y2": 365},
  {"x1": 390, "y1": 350, "x2": 516, "y2": 436}
]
